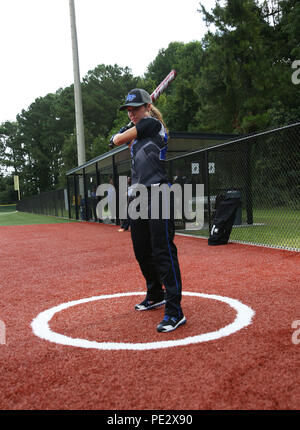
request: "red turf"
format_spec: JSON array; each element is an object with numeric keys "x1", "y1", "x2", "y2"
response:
[{"x1": 0, "y1": 222, "x2": 299, "y2": 410}]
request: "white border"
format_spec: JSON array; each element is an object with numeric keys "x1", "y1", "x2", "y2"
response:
[{"x1": 31, "y1": 292, "x2": 255, "y2": 351}]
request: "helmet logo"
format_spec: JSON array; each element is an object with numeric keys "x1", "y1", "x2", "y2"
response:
[{"x1": 126, "y1": 94, "x2": 136, "y2": 102}]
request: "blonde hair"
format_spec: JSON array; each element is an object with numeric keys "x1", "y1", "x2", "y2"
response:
[{"x1": 149, "y1": 104, "x2": 169, "y2": 136}]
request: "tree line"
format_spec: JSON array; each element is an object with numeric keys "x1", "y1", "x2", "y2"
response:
[{"x1": 0, "y1": 0, "x2": 299, "y2": 203}]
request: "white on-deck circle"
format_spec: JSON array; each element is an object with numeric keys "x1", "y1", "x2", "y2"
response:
[{"x1": 31, "y1": 291, "x2": 255, "y2": 351}]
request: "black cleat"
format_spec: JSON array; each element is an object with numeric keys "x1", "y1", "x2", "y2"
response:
[
  {"x1": 135, "y1": 298, "x2": 166, "y2": 311},
  {"x1": 157, "y1": 315, "x2": 186, "y2": 332}
]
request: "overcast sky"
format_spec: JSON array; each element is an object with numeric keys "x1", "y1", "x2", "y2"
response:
[{"x1": 0, "y1": 0, "x2": 217, "y2": 125}]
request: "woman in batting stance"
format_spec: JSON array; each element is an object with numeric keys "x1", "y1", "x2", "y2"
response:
[{"x1": 110, "y1": 88, "x2": 186, "y2": 333}]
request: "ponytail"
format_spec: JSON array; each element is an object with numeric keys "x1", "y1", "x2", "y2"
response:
[{"x1": 149, "y1": 105, "x2": 169, "y2": 136}]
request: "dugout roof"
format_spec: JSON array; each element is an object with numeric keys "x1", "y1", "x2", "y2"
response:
[{"x1": 66, "y1": 131, "x2": 237, "y2": 176}]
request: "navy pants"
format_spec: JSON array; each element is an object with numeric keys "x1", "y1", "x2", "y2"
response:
[{"x1": 130, "y1": 193, "x2": 183, "y2": 318}]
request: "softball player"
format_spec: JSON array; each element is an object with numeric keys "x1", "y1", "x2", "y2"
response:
[{"x1": 111, "y1": 88, "x2": 186, "y2": 333}]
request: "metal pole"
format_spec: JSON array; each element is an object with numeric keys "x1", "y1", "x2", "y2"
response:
[
  {"x1": 112, "y1": 155, "x2": 119, "y2": 225},
  {"x1": 205, "y1": 151, "x2": 212, "y2": 233},
  {"x1": 69, "y1": 0, "x2": 86, "y2": 166}
]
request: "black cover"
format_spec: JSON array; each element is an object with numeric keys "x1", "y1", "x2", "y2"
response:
[{"x1": 208, "y1": 191, "x2": 241, "y2": 245}]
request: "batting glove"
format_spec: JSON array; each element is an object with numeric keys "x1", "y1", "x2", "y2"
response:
[
  {"x1": 119, "y1": 122, "x2": 134, "y2": 133},
  {"x1": 109, "y1": 134, "x2": 116, "y2": 148}
]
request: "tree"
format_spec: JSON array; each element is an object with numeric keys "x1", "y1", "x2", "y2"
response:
[
  {"x1": 0, "y1": 64, "x2": 138, "y2": 195},
  {"x1": 145, "y1": 41, "x2": 206, "y2": 132},
  {"x1": 82, "y1": 64, "x2": 138, "y2": 137},
  {"x1": 16, "y1": 92, "x2": 68, "y2": 194},
  {"x1": 0, "y1": 174, "x2": 16, "y2": 204},
  {"x1": 267, "y1": 0, "x2": 300, "y2": 125},
  {"x1": 197, "y1": 0, "x2": 300, "y2": 132},
  {"x1": 0, "y1": 121, "x2": 25, "y2": 175}
]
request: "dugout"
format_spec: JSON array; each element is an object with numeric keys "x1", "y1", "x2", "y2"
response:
[{"x1": 66, "y1": 130, "x2": 240, "y2": 228}]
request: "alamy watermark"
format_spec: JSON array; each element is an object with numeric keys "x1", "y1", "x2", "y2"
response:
[
  {"x1": 95, "y1": 176, "x2": 204, "y2": 230},
  {"x1": 0, "y1": 319, "x2": 6, "y2": 345},
  {"x1": 291, "y1": 320, "x2": 300, "y2": 345},
  {"x1": 291, "y1": 60, "x2": 300, "y2": 85}
]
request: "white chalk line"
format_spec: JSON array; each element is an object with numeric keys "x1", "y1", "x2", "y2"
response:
[{"x1": 31, "y1": 291, "x2": 255, "y2": 351}]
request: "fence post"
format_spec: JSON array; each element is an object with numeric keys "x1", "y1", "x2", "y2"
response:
[
  {"x1": 95, "y1": 162, "x2": 100, "y2": 188},
  {"x1": 83, "y1": 168, "x2": 89, "y2": 221},
  {"x1": 205, "y1": 150, "x2": 212, "y2": 233},
  {"x1": 67, "y1": 176, "x2": 72, "y2": 219},
  {"x1": 112, "y1": 155, "x2": 120, "y2": 225},
  {"x1": 245, "y1": 142, "x2": 253, "y2": 225},
  {"x1": 74, "y1": 175, "x2": 79, "y2": 220}
]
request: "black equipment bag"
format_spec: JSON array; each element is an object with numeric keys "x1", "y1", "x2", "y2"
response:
[{"x1": 208, "y1": 191, "x2": 241, "y2": 246}]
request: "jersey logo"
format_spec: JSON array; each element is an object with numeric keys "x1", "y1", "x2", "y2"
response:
[
  {"x1": 159, "y1": 145, "x2": 167, "y2": 161},
  {"x1": 130, "y1": 139, "x2": 138, "y2": 160}
]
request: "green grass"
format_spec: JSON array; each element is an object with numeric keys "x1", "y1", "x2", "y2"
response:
[
  {"x1": 182, "y1": 208, "x2": 300, "y2": 250},
  {"x1": 1, "y1": 205, "x2": 299, "y2": 250},
  {"x1": 0, "y1": 206, "x2": 77, "y2": 226}
]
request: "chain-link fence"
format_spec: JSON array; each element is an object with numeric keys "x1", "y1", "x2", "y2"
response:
[
  {"x1": 17, "y1": 122, "x2": 300, "y2": 251},
  {"x1": 167, "y1": 122, "x2": 300, "y2": 251}
]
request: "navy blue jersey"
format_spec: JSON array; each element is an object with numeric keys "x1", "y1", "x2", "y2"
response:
[{"x1": 130, "y1": 117, "x2": 168, "y2": 187}]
